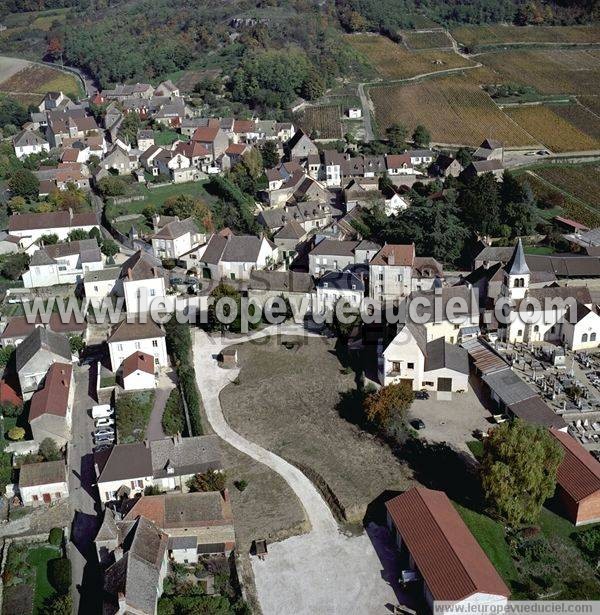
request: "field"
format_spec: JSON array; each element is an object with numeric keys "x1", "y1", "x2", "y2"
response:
[
  {"x1": 0, "y1": 63, "x2": 81, "y2": 99},
  {"x1": 346, "y1": 33, "x2": 476, "y2": 80},
  {"x1": 0, "y1": 56, "x2": 30, "y2": 84},
  {"x1": 370, "y1": 71, "x2": 536, "y2": 146},
  {"x1": 579, "y1": 95, "x2": 600, "y2": 117},
  {"x1": 401, "y1": 30, "x2": 452, "y2": 50},
  {"x1": 505, "y1": 105, "x2": 600, "y2": 152},
  {"x1": 297, "y1": 105, "x2": 343, "y2": 140},
  {"x1": 479, "y1": 49, "x2": 600, "y2": 95},
  {"x1": 535, "y1": 165, "x2": 600, "y2": 210},
  {"x1": 220, "y1": 336, "x2": 412, "y2": 522},
  {"x1": 451, "y1": 24, "x2": 600, "y2": 48},
  {"x1": 551, "y1": 104, "x2": 600, "y2": 141},
  {"x1": 175, "y1": 68, "x2": 222, "y2": 92}
]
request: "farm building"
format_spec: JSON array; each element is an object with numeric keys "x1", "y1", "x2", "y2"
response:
[
  {"x1": 550, "y1": 428, "x2": 600, "y2": 525},
  {"x1": 385, "y1": 487, "x2": 510, "y2": 612}
]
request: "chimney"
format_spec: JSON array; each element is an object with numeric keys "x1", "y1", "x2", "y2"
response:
[
  {"x1": 127, "y1": 268, "x2": 133, "y2": 280},
  {"x1": 388, "y1": 250, "x2": 395, "y2": 266}
]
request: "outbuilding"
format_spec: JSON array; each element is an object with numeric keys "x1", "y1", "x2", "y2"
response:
[{"x1": 121, "y1": 351, "x2": 156, "y2": 390}]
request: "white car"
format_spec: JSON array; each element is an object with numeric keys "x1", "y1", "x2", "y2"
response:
[
  {"x1": 94, "y1": 428, "x2": 115, "y2": 438},
  {"x1": 95, "y1": 417, "x2": 115, "y2": 428}
]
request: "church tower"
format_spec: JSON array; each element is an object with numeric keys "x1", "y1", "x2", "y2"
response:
[{"x1": 502, "y1": 238, "x2": 530, "y2": 301}]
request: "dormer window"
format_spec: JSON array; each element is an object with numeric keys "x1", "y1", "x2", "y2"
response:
[{"x1": 323, "y1": 282, "x2": 328, "y2": 288}]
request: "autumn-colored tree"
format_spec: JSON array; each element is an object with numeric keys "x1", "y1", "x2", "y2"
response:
[
  {"x1": 187, "y1": 469, "x2": 227, "y2": 493},
  {"x1": 363, "y1": 382, "x2": 413, "y2": 427},
  {"x1": 46, "y1": 37, "x2": 63, "y2": 62}
]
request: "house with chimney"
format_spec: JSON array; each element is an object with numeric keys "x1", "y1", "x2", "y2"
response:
[
  {"x1": 13, "y1": 130, "x2": 50, "y2": 159},
  {"x1": 116, "y1": 251, "x2": 169, "y2": 314},
  {"x1": 190, "y1": 122, "x2": 229, "y2": 160},
  {"x1": 151, "y1": 215, "x2": 205, "y2": 260},
  {"x1": 107, "y1": 320, "x2": 168, "y2": 373},
  {"x1": 18, "y1": 460, "x2": 69, "y2": 507}
]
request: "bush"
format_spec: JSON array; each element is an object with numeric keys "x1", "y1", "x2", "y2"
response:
[
  {"x1": 48, "y1": 557, "x2": 71, "y2": 594},
  {"x1": 39, "y1": 438, "x2": 61, "y2": 462},
  {"x1": 0, "y1": 402, "x2": 21, "y2": 418},
  {"x1": 8, "y1": 427, "x2": 25, "y2": 441},
  {"x1": 48, "y1": 527, "x2": 63, "y2": 546},
  {"x1": 187, "y1": 469, "x2": 226, "y2": 493},
  {"x1": 40, "y1": 594, "x2": 72, "y2": 615},
  {"x1": 162, "y1": 388, "x2": 185, "y2": 436},
  {"x1": 116, "y1": 391, "x2": 154, "y2": 443},
  {"x1": 162, "y1": 258, "x2": 176, "y2": 270},
  {"x1": 234, "y1": 479, "x2": 247, "y2": 492}
]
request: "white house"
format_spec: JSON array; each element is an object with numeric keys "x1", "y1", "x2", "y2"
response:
[
  {"x1": 117, "y1": 251, "x2": 168, "y2": 314},
  {"x1": 194, "y1": 232, "x2": 278, "y2": 281},
  {"x1": 151, "y1": 216, "x2": 205, "y2": 260},
  {"x1": 13, "y1": 130, "x2": 50, "y2": 159},
  {"x1": 94, "y1": 435, "x2": 221, "y2": 504},
  {"x1": 369, "y1": 244, "x2": 416, "y2": 301},
  {"x1": 315, "y1": 270, "x2": 364, "y2": 314},
  {"x1": 8, "y1": 210, "x2": 99, "y2": 245},
  {"x1": 406, "y1": 149, "x2": 434, "y2": 166},
  {"x1": 121, "y1": 351, "x2": 156, "y2": 390},
  {"x1": 18, "y1": 460, "x2": 69, "y2": 506},
  {"x1": 23, "y1": 239, "x2": 104, "y2": 288},
  {"x1": 347, "y1": 108, "x2": 362, "y2": 119},
  {"x1": 83, "y1": 267, "x2": 120, "y2": 303},
  {"x1": 107, "y1": 320, "x2": 168, "y2": 372}
]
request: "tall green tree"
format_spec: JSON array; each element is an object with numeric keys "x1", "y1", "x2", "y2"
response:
[
  {"x1": 481, "y1": 420, "x2": 563, "y2": 527},
  {"x1": 412, "y1": 124, "x2": 431, "y2": 148},
  {"x1": 457, "y1": 173, "x2": 501, "y2": 236},
  {"x1": 260, "y1": 140, "x2": 280, "y2": 169},
  {"x1": 8, "y1": 168, "x2": 39, "y2": 201},
  {"x1": 386, "y1": 123, "x2": 407, "y2": 151}
]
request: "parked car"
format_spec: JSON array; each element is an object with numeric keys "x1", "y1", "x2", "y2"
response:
[
  {"x1": 170, "y1": 276, "x2": 184, "y2": 285},
  {"x1": 94, "y1": 427, "x2": 115, "y2": 438},
  {"x1": 94, "y1": 435, "x2": 115, "y2": 445},
  {"x1": 94, "y1": 443, "x2": 112, "y2": 453},
  {"x1": 411, "y1": 418, "x2": 426, "y2": 430},
  {"x1": 91, "y1": 404, "x2": 113, "y2": 419},
  {"x1": 95, "y1": 417, "x2": 115, "y2": 428},
  {"x1": 414, "y1": 390, "x2": 430, "y2": 400}
]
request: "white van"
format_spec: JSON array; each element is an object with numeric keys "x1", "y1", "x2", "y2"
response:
[{"x1": 91, "y1": 404, "x2": 113, "y2": 419}]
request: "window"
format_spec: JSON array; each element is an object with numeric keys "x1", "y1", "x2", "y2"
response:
[
  {"x1": 407, "y1": 362, "x2": 414, "y2": 369},
  {"x1": 150, "y1": 288, "x2": 156, "y2": 297},
  {"x1": 152, "y1": 340, "x2": 158, "y2": 347},
  {"x1": 117, "y1": 344, "x2": 123, "y2": 351},
  {"x1": 423, "y1": 381, "x2": 434, "y2": 387},
  {"x1": 135, "y1": 342, "x2": 141, "y2": 349},
  {"x1": 397, "y1": 274, "x2": 402, "y2": 282},
  {"x1": 517, "y1": 329, "x2": 523, "y2": 336},
  {"x1": 582, "y1": 333, "x2": 589, "y2": 343},
  {"x1": 534, "y1": 325, "x2": 539, "y2": 332},
  {"x1": 392, "y1": 362, "x2": 401, "y2": 372},
  {"x1": 55, "y1": 492, "x2": 61, "y2": 498},
  {"x1": 137, "y1": 480, "x2": 143, "y2": 488},
  {"x1": 32, "y1": 495, "x2": 39, "y2": 502},
  {"x1": 378, "y1": 274, "x2": 383, "y2": 281},
  {"x1": 592, "y1": 333, "x2": 597, "y2": 342}
]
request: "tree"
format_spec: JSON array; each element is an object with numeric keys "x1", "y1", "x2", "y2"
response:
[
  {"x1": 457, "y1": 173, "x2": 501, "y2": 236},
  {"x1": 0, "y1": 253, "x2": 29, "y2": 281},
  {"x1": 386, "y1": 123, "x2": 407, "y2": 151},
  {"x1": 67, "y1": 229, "x2": 89, "y2": 242},
  {"x1": 455, "y1": 147, "x2": 473, "y2": 168},
  {"x1": 300, "y1": 68, "x2": 325, "y2": 100},
  {"x1": 363, "y1": 382, "x2": 413, "y2": 428},
  {"x1": 0, "y1": 95, "x2": 28, "y2": 129},
  {"x1": 101, "y1": 239, "x2": 119, "y2": 257},
  {"x1": 40, "y1": 438, "x2": 61, "y2": 462},
  {"x1": 187, "y1": 469, "x2": 227, "y2": 493},
  {"x1": 8, "y1": 427, "x2": 25, "y2": 441},
  {"x1": 207, "y1": 283, "x2": 249, "y2": 333},
  {"x1": 69, "y1": 335, "x2": 85, "y2": 355},
  {"x1": 40, "y1": 594, "x2": 72, "y2": 615},
  {"x1": 500, "y1": 171, "x2": 536, "y2": 236},
  {"x1": 48, "y1": 557, "x2": 71, "y2": 594},
  {"x1": 40, "y1": 233, "x2": 59, "y2": 245},
  {"x1": 8, "y1": 168, "x2": 39, "y2": 201},
  {"x1": 0, "y1": 402, "x2": 20, "y2": 418},
  {"x1": 331, "y1": 298, "x2": 360, "y2": 341},
  {"x1": 412, "y1": 124, "x2": 431, "y2": 148},
  {"x1": 481, "y1": 420, "x2": 563, "y2": 527},
  {"x1": 7, "y1": 196, "x2": 26, "y2": 214},
  {"x1": 0, "y1": 346, "x2": 14, "y2": 368},
  {"x1": 163, "y1": 195, "x2": 214, "y2": 233},
  {"x1": 260, "y1": 140, "x2": 279, "y2": 169},
  {"x1": 97, "y1": 175, "x2": 127, "y2": 198}
]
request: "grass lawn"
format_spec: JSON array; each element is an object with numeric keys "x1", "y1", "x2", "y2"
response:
[
  {"x1": 524, "y1": 245, "x2": 555, "y2": 255},
  {"x1": 27, "y1": 545, "x2": 61, "y2": 612},
  {"x1": 116, "y1": 389, "x2": 155, "y2": 443},
  {"x1": 454, "y1": 503, "x2": 519, "y2": 587},
  {"x1": 466, "y1": 440, "x2": 483, "y2": 460},
  {"x1": 154, "y1": 130, "x2": 188, "y2": 146}
]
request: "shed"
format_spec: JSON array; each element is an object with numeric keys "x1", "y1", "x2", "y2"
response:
[{"x1": 219, "y1": 347, "x2": 238, "y2": 367}]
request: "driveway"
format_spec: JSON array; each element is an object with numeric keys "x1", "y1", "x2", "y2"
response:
[
  {"x1": 146, "y1": 371, "x2": 175, "y2": 441},
  {"x1": 68, "y1": 365, "x2": 103, "y2": 615},
  {"x1": 193, "y1": 325, "x2": 402, "y2": 614}
]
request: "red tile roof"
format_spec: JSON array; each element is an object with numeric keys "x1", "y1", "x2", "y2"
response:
[
  {"x1": 1, "y1": 314, "x2": 86, "y2": 341},
  {"x1": 370, "y1": 243, "x2": 415, "y2": 267},
  {"x1": 225, "y1": 143, "x2": 249, "y2": 156},
  {"x1": 61, "y1": 148, "x2": 79, "y2": 163},
  {"x1": 0, "y1": 380, "x2": 22, "y2": 407},
  {"x1": 385, "y1": 487, "x2": 510, "y2": 602},
  {"x1": 191, "y1": 125, "x2": 219, "y2": 143},
  {"x1": 28, "y1": 363, "x2": 72, "y2": 422},
  {"x1": 122, "y1": 351, "x2": 154, "y2": 378},
  {"x1": 233, "y1": 119, "x2": 254, "y2": 134},
  {"x1": 386, "y1": 154, "x2": 412, "y2": 169},
  {"x1": 550, "y1": 428, "x2": 600, "y2": 503},
  {"x1": 554, "y1": 216, "x2": 589, "y2": 232},
  {"x1": 174, "y1": 141, "x2": 210, "y2": 159}
]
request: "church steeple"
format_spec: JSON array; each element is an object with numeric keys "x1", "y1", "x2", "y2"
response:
[
  {"x1": 502, "y1": 238, "x2": 530, "y2": 301},
  {"x1": 506, "y1": 237, "x2": 530, "y2": 276}
]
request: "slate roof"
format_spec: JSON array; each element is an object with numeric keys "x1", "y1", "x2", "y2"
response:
[
  {"x1": 506, "y1": 238, "x2": 530, "y2": 276},
  {"x1": 248, "y1": 270, "x2": 314, "y2": 293},
  {"x1": 316, "y1": 270, "x2": 364, "y2": 292},
  {"x1": 96, "y1": 442, "x2": 153, "y2": 482},
  {"x1": 19, "y1": 460, "x2": 66, "y2": 488},
  {"x1": 150, "y1": 435, "x2": 221, "y2": 479},
  {"x1": 274, "y1": 219, "x2": 306, "y2": 240},
  {"x1": 508, "y1": 396, "x2": 566, "y2": 429},
  {"x1": 482, "y1": 368, "x2": 537, "y2": 406},
  {"x1": 310, "y1": 240, "x2": 359, "y2": 257},
  {"x1": 385, "y1": 487, "x2": 510, "y2": 601},
  {"x1": 96, "y1": 507, "x2": 119, "y2": 541},
  {"x1": 83, "y1": 267, "x2": 120, "y2": 283},
  {"x1": 30, "y1": 239, "x2": 101, "y2": 267},
  {"x1": 200, "y1": 234, "x2": 271, "y2": 264},
  {"x1": 424, "y1": 337, "x2": 469, "y2": 374},
  {"x1": 152, "y1": 216, "x2": 199, "y2": 240},
  {"x1": 119, "y1": 251, "x2": 165, "y2": 282},
  {"x1": 15, "y1": 327, "x2": 71, "y2": 372},
  {"x1": 13, "y1": 130, "x2": 47, "y2": 148},
  {"x1": 9, "y1": 211, "x2": 98, "y2": 232},
  {"x1": 107, "y1": 320, "x2": 165, "y2": 344},
  {"x1": 550, "y1": 428, "x2": 600, "y2": 503}
]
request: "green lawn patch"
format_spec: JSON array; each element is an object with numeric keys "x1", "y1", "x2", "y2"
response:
[
  {"x1": 116, "y1": 390, "x2": 155, "y2": 443},
  {"x1": 154, "y1": 130, "x2": 188, "y2": 146},
  {"x1": 466, "y1": 440, "x2": 484, "y2": 461},
  {"x1": 523, "y1": 245, "x2": 555, "y2": 255},
  {"x1": 27, "y1": 545, "x2": 61, "y2": 611},
  {"x1": 454, "y1": 503, "x2": 519, "y2": 587}
]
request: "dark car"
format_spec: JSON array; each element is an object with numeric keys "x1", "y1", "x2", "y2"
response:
[
  {"x1": 94, "y1": 443, "x2": 112, "y2": 453},
  {"x1": 415, "y1": 390, "x2": 430, "y2": 400},
  {"x1": 411, "y1": 418, "x2": 426, "y2": 430},
  {"x1": 170, "y1": 277, "x2": 184, "y2": 285}
]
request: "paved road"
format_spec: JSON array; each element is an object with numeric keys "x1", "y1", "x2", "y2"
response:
[
  {"x1": 357, "y1": 83, "x2": 374, "y2": 142},
  {"x1": 192, "y1": 325, "x2": 402, "y2": 615},
  {"x1": 68, "y1": 365, "x2": 103, "y2": 615}
]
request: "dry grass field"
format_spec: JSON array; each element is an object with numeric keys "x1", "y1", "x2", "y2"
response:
[
  {"x1": 505, "y1": 105, "x2": 600, "y2": 152},
  {"x1": 219, "y1": 336, "x2": 412, "y2": 522},
  {"x1": 370, "y1": 71, "x2": 536, "y2": 146},
  {"x1": 451, "y1": 24, "x2": 600, "y2": 47},
  {"x1": 0, "y1": 64, "x2": 80, "y2": 98},
  {"x1": 297, "y1": 105, "x2": 343, "y2": 140},
  {"x1": 0, "y1": 56, "x2": 30, "y2": 84},
  {"x1": 401, "y1": 30, "x2": 452, "y2": 50},
  {"x1": 479, "y1": 49, "x2": 600, "y2": 95},
  {"x1": 346, "y1": 33, "x2": 476, "y2": 79}
]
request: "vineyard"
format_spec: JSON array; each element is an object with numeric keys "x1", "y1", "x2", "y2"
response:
[
  {"x1": 369, "y1": 72, "x2": 535, "y2": 146},
  {"x1": 401, "y1": 30, "x2": 452, "y2": 50},
  {"x1": 479, "y1": 49, "x2": 600, "y2": 95},
  {"x1": 536, "y1": 165, "x2": 600, "y2": 210},
  {"x1": 345, "y1": 33, "x2": 475, "y2": 80},
  {"x1": 0, "y1": 64, "x2": 81, "y2": 99},
  {"x1": 297, "y1": 105, "x2": 343, "y2": 140},
  {"x1": 551, "y1": 104, "x2": 600, "y2": 142},
  {"x1": 578, "y1": 96, "x2": 600, "y2": 118},
  {"x1": 505, "y1": 106, "x2": 600, "y2": 153},
  {"x1": 451, "y1": 24, "x2": 600, "y2": 48}
]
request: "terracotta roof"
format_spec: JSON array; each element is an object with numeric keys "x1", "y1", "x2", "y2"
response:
[
  {"x1": 225, "y1": 143, "x2": 249, "y2": 155},
  {"x1": 174, "y1": 141, "x2": 210, "y2": 159},
  {"x1": 386, "y1": 487, "x2": 510, "y2": 601},
  {"x1": 233, "y1": 119, "x2": 255, "y2": 134},
  {"x1": 122, "y1": 351, "x2": 154, "y2": 378},
  {"x1": 370, "y1": 244, "x2": 415, "y2": 267},
  {"x1": 108, "y1": 320, "x2": 165, "y2": 344},
  {"x1": 191, "y1": 125, "x2": 220, "y2": 143},
  {"x1": 29, "y1": 362, "x2": 72, "y2": 422},
  {"x1": 0, "y1": 380, "x2": 21, "y2": 407},
  {"x1": 19, "y1": 460, "x2": 66, "y2": 488},
  {"x1": 1, "y1": 314, "x2": 86, "y2": 341},
  {"x1": 61, "y1": 148, "x2": 79, "y2": 163},
  {"x1": 386, "y1": 154, "x2": 412, "y2": 169},
  {"x1": 550, "y1": 428, "x2": 600, "y2": 503}
]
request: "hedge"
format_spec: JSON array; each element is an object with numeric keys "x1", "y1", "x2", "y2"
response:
[
  {"x1": 165, "y1": 318, "x2": 203, "y2": 436},
  {"x1": 48, "y1": 528, "x2": 62, "y2": 547},
  {"x1": 48, "y1": 557, "x2": 71, "y2": 595},
  {"x1": 162, "y1": 388, "x2": 186, "y2": 436}
]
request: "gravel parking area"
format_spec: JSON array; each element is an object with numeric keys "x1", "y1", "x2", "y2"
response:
[{"x1": 220, "y1": 335, "x2": 412, "y2": 522}]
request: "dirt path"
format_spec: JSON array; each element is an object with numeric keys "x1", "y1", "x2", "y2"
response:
[
  {"x1": 357, "y1": 83, "x2": 374, "y2": 141},
  {"x1": 192, "y1": 325, "x2": 404, "y2": 615}
]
